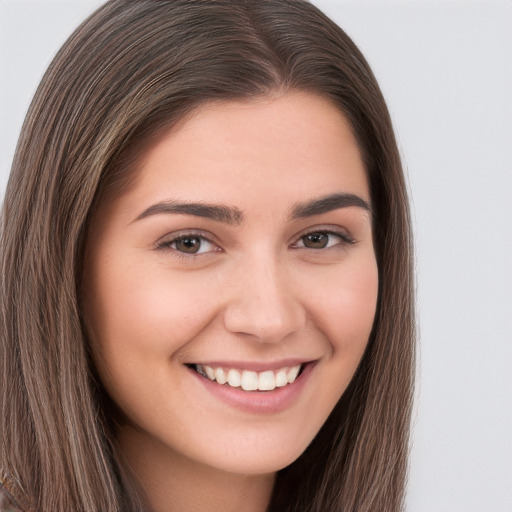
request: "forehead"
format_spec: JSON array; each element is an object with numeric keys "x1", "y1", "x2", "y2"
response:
[
  {"x1": 145, "y1": 93, "x2": 363, "y2": 182},
  {"x1": 97, "y1": 91, "x2": 369, "y2": 224}
]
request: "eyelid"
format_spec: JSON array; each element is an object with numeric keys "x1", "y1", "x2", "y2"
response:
[
  {"x1": 154, "y1": 229, "x2": 222, "y2": 255},
  {"x1": 290, "y1": 225, "x2": 356, "y2": 248}
]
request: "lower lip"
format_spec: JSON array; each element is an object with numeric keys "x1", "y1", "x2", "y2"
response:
[{"x1": 189, "y1": 363, "x2": 315, "y2": 414}]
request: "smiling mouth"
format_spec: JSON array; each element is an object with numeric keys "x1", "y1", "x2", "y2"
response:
[{"x1": 188, "y1": 363, "x2": 305, "y2": 392}]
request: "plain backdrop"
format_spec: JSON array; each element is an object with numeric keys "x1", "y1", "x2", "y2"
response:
[{"x1": 1, "y1": 1, "x2": 511, "y2": 511}]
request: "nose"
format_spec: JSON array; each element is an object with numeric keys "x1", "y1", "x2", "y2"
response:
[{"x1": 223, "y1": 257, "x2": 306, "y2": 343}]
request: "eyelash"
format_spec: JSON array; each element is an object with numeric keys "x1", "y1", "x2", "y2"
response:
[
  {"x1": 155, "y1": 228, "x2": 355, "y2": 258},
  {"x1": 292, "y1": 229, "x2": 356, "y2": 249},
  {"x1": 155, "y1": 230, "x2": 220, "y2": 258}
]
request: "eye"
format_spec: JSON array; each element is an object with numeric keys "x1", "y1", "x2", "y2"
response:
[
  {"x1": 157, "y1": 233, "x2": 220, "y2": 255},
  {"x1": 293, "y1": 230, "x2": 354, "y2": 250}
]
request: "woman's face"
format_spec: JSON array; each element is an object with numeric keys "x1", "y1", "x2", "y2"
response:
[{"x1": 82, "y1": 92, "x2": 378, "y2": 477}]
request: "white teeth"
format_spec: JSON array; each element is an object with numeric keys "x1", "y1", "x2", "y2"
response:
[
  {"x1": 287, "y1": 365, "x2": 300, "y2": 383},
  {"x1": 258, "y1": 370, "x2": 276, "y2": 391},
  {"x1": 275, "y1": 370, "x2": 288, "y2": 388},
  {"x1": 204, "y1": 365, "x2": 215, "y2": 380},
  {"x1": 215, "y1": 367, "x2": 227, "y2": 385},
  {"x1": 241, "y1": 371, "x2": 258, "y2": 391},
  {"x1": 227, "y1": 369, "x2": 241, "y2": 387},
  {"x1": 196, "y1": 363, "x2": 303, "y2": 391}
]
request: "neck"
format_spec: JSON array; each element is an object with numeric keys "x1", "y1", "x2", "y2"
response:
[{"x1": 117, "y1": 424, "x2": 275, "y2": 512}]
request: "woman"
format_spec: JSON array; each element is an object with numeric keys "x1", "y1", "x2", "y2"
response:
[{"x1": 0, "y1": 1, "x2": 415, "y2": 511}]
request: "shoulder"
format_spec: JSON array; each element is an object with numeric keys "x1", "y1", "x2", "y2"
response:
[{"x1": 0, "y1": 476, "x2": 30, "y2": 512}]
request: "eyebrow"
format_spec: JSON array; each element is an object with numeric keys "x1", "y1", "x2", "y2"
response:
[
  {"x1": 135, "y1": 200, "x2": 243, "y2": 225},
  {"x1": 291, "y1": 193, "x2": 372, "y2": 218},
  {"x1": 134, "y1": 193, "x2": 371, "y2": 225}
]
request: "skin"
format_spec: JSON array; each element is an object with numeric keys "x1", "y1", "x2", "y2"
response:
[{"x1": 82, "y1": 92, "x2": 379, "y2": 512}]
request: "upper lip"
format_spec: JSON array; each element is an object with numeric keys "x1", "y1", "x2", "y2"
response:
[{"x1": 185, "y1": 358, "x2": 316, "y2": 372}]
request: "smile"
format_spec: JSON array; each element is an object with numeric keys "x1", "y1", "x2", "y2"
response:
[{"x1": 191, "y1": 363, "x2": 303, "y2": 392}]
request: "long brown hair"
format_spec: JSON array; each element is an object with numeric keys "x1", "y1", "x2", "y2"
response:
[{"x1": 0, "y1": 1, "x2": 415, "y2": 510}]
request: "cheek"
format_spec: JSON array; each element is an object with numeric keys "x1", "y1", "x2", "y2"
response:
[
  {"x1": 84, "y1": 263, "x2": 221, "y2": 417},
  {"x1": 87, "y1": 259, "x2": 218, "y2": 353},
  {"x1": 307, "y1": 254, "x2": 379, "y2": 354},
  {"x1": 303, "y1": 255, "x2": 378, "y2": 421}
]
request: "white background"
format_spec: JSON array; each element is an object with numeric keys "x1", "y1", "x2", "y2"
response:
[{"x1": 1, "y1": 1, "x2": 511, "y2": 511}]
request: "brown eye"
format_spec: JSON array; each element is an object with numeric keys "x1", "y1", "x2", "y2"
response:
[
  {"x1": 159, "y1": 233, "x2": 219, "y2": 255},
  {"x1": 302, "y1": 232, "x2": 329, "y2": 249},
  {"x1": 157, "y1": 232, "x2": 220, "y2": 256},
  {"x1": 174, "y1": 236, "x2": 203, "y2": 254},
  {"x1": 293, "y1": 230, "x2": 353, "y2": 250}
]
